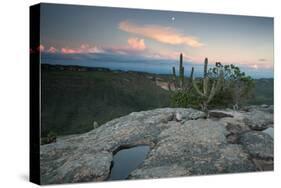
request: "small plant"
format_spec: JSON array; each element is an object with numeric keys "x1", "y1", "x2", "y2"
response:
[
  {"x1": 41, "y1": 131, "x2": 57, "y2": 145},
  {"x1": 46, "y1": 131, "x2": 57, "y2": 144},
  {"x1": 93, "y1": 121, "x2": 99, "y2": 129}
]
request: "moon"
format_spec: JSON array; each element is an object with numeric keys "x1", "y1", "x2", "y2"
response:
[{"x1": 171, "y1": 17, "x2": 175, "y2": 21}]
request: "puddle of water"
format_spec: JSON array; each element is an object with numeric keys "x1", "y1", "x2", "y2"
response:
[{"x1": 107, "y1": 145, "x2": 150, "y2": 181}]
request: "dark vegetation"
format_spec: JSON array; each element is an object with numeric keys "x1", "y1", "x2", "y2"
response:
[
  {"x1": 41, "y1": 64, "x2": 170, "y2": 139},
  {"x1": 170, "y1": 54, "x2": 273, "y2": 111},
  {"x1": 41, "y1": 62, "x2": 273, "y2": 144},
  {"x1": 248, "y1": 78, "x2": 273, "y2": 105}
]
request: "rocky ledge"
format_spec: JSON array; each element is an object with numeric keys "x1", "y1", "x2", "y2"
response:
[{"x1": 40, "y1": 105, "x2": 274, "y2": 184}]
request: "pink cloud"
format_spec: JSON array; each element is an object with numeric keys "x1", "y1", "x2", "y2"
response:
[
  {"x1": 239, "y1": 61, "x2": 273, "y2": 69},
  {"x1": 80, "y1": 44, "x2": 90, "y2": 49},
  {"x1": 127, "y1": 37, "x2": 146, "y2": 50},
  {"x1": 104, "y1": 38, "x2": 147, "y2": 55},
  {"x1": 61, "y1": 47, "x2": 78, "y2": 54},
  {"x1": 47, "y1": 46, "x2": 57, "y2": 53},
  {"x1": 145, "y1": 50, "x2": 198, "y2": 62},
  {"x1": 60, "y1": 44, "x2": 104, "y2": 54},
  {"x1": 38, "y1": 44, "x2": 45, "y2": 52},
  {"x1": 119, "y1": 21, "x2": 204, "y2": 48}
]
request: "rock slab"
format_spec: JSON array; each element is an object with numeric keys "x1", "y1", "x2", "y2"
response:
[{"x1": 40, "y1": 106, "x2": 273, "y2": 184}]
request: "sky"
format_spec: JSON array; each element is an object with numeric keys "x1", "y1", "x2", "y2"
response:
[{"x1": 39, "y1": 3, "x2": 274, "y2": 78}]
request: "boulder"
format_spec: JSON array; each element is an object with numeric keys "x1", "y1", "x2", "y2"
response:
[
  {"x1": 244, "y1": 110, "x2": 273, "y2": 130},
  {"x1": 242, "y1": 105, "x2": 274, "y2": 114},
  {"x1": 175, "y1": 108, "x2": 206, "y2": 120},
  {"x1": 209, "y1": 110, "x2": 234, "y2": 119},
  {"x1": 261, "y1": 104, "x2": 269, "y2": 108},
  {"x1": 175, "y1": 112, "x2": 182, "y2": 121},
  {"x1": 239, "y1": 131, "x2": 273, "y2": 160}
]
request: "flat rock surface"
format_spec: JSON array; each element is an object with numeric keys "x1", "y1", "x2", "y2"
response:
[{"x1": 40, "y1": 106, "x2": 273, "y2": 184}]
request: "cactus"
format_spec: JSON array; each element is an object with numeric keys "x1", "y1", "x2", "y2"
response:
[
  {"x1": 192, "y1": 58, "x2": 224, "y2": 112},
  {"x1": 170, "y1": 53, "x2": 194, "y2": 91},
  {"x1": 179, "y1": 53, "x2": 184, "y2": 88}
]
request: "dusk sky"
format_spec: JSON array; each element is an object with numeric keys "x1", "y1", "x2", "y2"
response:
[{"x1": 40, "y1": 3, "x2": 274, "y2": 78}]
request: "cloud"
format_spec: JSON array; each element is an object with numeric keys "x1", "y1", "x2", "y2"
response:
[
  {"x1": 60, "y1": 44, "x2": 104, "y2": 54},
  {"x1": 127, "y1": 38, "x2": 146, "y2": 50},
  {"x1": 79, "y1": 44, "x2": 104, "y2": 53},
  {"x1": 40, "y1": 41, "x2": 201, "y2": 64},
  {"x1": 119, "y1": 20, "x2": 204, "y2": 47},
  {"x1": 144, "y1": 50, "x2": 186, "y2": 60},
  {"x1": 61, "y1": 47, "x2": 78, "y2": 54},
  {"x1": 258, "y1": 58, "x2": 267, "y2": 62},
  {"x1": 80, "y1": 44, "x2": 89, "y2": 49},
  {"x1": 102, "y1": 38, "x2": 147, "y2": 55},
  {"x1": 47, "y1": 46, "x2": 57, "y2": 53},
  {"x1": 38, "y1": 44, "x2": 45, "y2": 52}
]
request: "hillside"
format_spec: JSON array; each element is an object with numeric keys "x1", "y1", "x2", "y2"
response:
[
  {"x1": 41, "y1": 64, "x2": 171, "y2": 137},
  {"x1": 41, "y1": 64, "x2": 273, "y2": 138},
  {"x1": 248, "y1": 78, "x2": 274, "y2": 105}
]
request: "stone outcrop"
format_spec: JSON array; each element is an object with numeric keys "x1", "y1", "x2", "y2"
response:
[
  {"x1": 40, "y1": 106, "x2": 274, "y2": 184},
  {"x1": 239, "y1": 131, "x2": 273, "y2": 160},
  {"x1": 242, "y1": 105, "x2": 273, "y2": 130}
]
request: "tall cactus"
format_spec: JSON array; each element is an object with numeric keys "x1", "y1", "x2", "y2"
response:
[
  {"x1": 192, "y1": 58, "x2": 224, "y2": 112},
  {"x1": 179, "y1": 53, "x2": 184, "y2": 88},
  {"x1": 170, "y1": 53, "x2": 194, "y2": 91}
]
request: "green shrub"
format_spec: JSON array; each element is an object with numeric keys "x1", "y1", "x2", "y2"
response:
[
  {"x1": 41, "y1": 131, "x2": 57, "y2": 145},
  {"x1": 171, "y1": 89, "x2": 200, "y2": 108}
]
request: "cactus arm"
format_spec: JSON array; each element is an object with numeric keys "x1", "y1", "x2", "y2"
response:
[
  {"x1": 204, "y1": 58, "x2": 208, "y2": 77},
  {"x1": 203, "y1": 77, "x2": 209, "y2": 95},
  {"x1": 192, "y1": 77, "x2": 205, "y2": 97},
  {"x1": 188, "y1": 67, "x2": 194, "y2": 90},
  {"x1": 168, "y1": 81, "x2": 171, "y2": 91},
  {"x1": 171, "y1": 53, "x2": 195, "y2": 92},
  {"x1": 207, "y1": 69, "x2": 224, "y2": 103},
  {"x1": 207, "y1": 81, "x2": 217, "y2": 103},
  {"x1": 180, "y1": 66, "x2": 184, "y2": 88},
  {"x1": 189, "y1": 67, "x2": 194, "y2": 82},
  {"x1": 180, "y1": 53, "x2": 183, "y2": 69},
  {"x1": 215, "y1": 69, "x2": 224, "y2": 91},
  {"x1": 172, "y1": 66, "x2": 177, "y2": 89},
  {"x1": 179, "y1": 53, "x2": 183, "y2": 80},
  {"x1": 202, "y1": 58, "x2": 209, "y2": 95},
  {"x1": 179, "y1": 53, "x2": 184, "y2": 88},
  {"x1": 172, "y1": 66, "x2": 176, "y2": 78}
]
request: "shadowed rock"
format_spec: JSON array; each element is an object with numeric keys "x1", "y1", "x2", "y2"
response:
[
  {"x1": 244, "y1": 110, "x2": 273, "y2": 130},
  {"x1": 209, "y1": 110, "x2": 234, "y2": 119},
  {"x1": 239, "y1": 131, "x2": 273, "y2": 171},
  {"x1": 239, "y1": 131, "x2": 273, "y2": 160}
]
